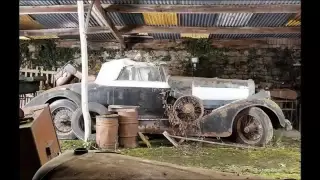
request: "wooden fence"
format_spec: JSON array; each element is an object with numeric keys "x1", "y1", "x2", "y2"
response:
[
  {"x1": 19, "y1": 66, "x2": 58, "y2": 107},
  {"x1": 20, "y1": 66, "x2": 58, "y2": 88}
]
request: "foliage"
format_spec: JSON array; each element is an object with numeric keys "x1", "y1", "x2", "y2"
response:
[
  {"x1": 19, "y1": 40, "x2": 80, "y2": 69},
  {"x1": 183, "y1": 39, "x2": 228, "y2": 77}
]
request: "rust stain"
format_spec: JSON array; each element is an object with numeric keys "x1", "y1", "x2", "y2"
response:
[
  {"x1": 143, "y1": 13, "x2": 178, "y2": 26},
  {"x1": 20, "y1": 15, "x2": 44, "y2": 30},
  {"x1": 181, "y1": 33, "x2": 209, "y2": 39}
]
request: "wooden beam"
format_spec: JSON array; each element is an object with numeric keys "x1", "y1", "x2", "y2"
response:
[
  {"x1": 102, "y1": 4, "x2": 300, "y2": 13},
  {"x1": 129, "y1": 38, "x2": 301, "y2": 50},
  {"x1": 19, "y1": 27, "x2": 110, "y2": 36},
  {"x1": 19, "y1": 5, "x2": 89, "y2": 14},
  {"x1": 54, "y1": 38, "x2": 300, "y2": 50},
  {"x1": 20, "y1": 26, "x2": 300, "y2": 37},
  {"x1": 20, "y1": 4, "x2": 300, "y2": 15},
  {"x1": 120, "y1": 26, "x2": 300, "y2": 34},
  {"x1": 92, "y1": 0, "x2": 125, "y2": 49}
]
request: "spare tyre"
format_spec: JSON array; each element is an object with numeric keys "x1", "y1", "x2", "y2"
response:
[{"x1": 71, "y1": 102, "x2": 109, "y2": 141}]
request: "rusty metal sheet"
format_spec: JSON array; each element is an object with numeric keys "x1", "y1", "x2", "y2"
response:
[
  {"x1": 29, "y1": 35, "x2": 59, "y2": 39},
  {"x1": 20, "y1": 15, "x2": 44, "y2": 30},
  {"x1": 181, "y1": 33, "x2": 209, "y2": 38},
  {"x1": 286, "y1": 13, "x2": 301, "y2": 26},
  {"x1": 143, "y1": 12, "x2": 178, "y2": 26}
]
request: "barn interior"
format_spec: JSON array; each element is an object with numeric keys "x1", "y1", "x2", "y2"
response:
[{"x1": 19, "y1": 0, "x2": 301, "y2": 180}]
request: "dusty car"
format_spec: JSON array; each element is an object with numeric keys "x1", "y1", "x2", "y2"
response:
[{"x1": 25, "y1": 58, "x2": 292, "y2": 146}]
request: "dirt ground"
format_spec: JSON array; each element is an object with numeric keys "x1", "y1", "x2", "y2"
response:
[{"x1": 60, "y1": 132, "x2": 300, "y2": 180}]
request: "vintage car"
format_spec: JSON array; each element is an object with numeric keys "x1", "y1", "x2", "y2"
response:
[{"x1": 25, "y1": 58, "x2": 292, "y2": 146}]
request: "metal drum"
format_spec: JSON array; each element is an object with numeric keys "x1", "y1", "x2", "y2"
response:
[
  {"x1": 95, "y1": 114, "x2": 119, "y2": 150},
  {"x1": 108, "y1": 105, "x2": 139, "y2": 148}
]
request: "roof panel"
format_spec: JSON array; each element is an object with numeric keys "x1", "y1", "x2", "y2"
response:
[
  {"x1": 286, "y1": 13, "x2": 300, "y2": 26},
  {"x1": 87, "y1": 33, "x2": 116, "y2": 40},
  {"x1": 143, "y1": 13, "x2": 178, "y2": 26},
  {"x1": 215, "y1": 13, "x2": 253, "y2": 27},
  {"x1": 106, "y1": 12, "x2": 145, "y2": 26},
  {"x1": 100, "y1": 0, "x2": 300, "y2": 5},
  {"x1": 20, "y1": 0, "x2": 89, "y2": 6},
  {"x1": 178, "y1": 14, "x2": 217, "y2": 27},
  {"x1": 149, "y1": 33, "x2": 180, "y2": 39},
  {"x1": 181, "y1": 33, "x2": 209, "y2": 38},
  {"x1": 210, "y1": 33, "x2": 300, "y2": 39},
  {"x1": 20, "y1": 15, "x2": 44, "y2": 30},
  {"x1": 59, "y1": 33, "x2": 116, "y2": 40},
  {"x1": 248, "y1": 13, "x2": 294, "y2": 27},
  {"x1": 30, "y1": 13, "x2": 100, "y2": 29}
]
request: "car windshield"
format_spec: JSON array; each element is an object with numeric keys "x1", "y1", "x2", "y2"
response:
[
  {"x1": 118, "y1": 66, "x2": 163, "y2": 82},
  {"x1": 134, "y1": 67, "x2": 162, "y2": 81}
]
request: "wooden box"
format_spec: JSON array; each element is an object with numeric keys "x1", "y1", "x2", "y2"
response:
[{"x1": 20, "y1": 104, "x2": 61, "y2": 180}]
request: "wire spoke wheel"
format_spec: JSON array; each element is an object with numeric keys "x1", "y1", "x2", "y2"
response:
[
  {"x1": 169, "y1": 95, "x2": 204, "y2": 136},
  {"x1": 233, "y1": 107, "x2": 273, "y2": 146},
  {"x1": 237, "y1": 114, "x2": 263, "y2": 143},
  {"x1": 52, "y1": 107, "x2": 73, "y2": 134}
]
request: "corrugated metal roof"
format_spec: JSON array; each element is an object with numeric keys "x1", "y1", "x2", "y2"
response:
[
  {"x1": 30, "y1": 13, "x2": 100, "y2": 29},
  {"x1": 215, "y1": 13, "x2": 253, "y2": 27},
  {"x1": 286, "y1": 13, "x2": 300, "y2": 26},
  {"x1": 248, "y1": 13, "x2": 293, "y2": 27},
  {"x1": 20, "y1": 15, "x2": 44, "y2": 30},
  {"x1": 181, "y1": 33, "x2": 209, "y2": 38},
  {"x1": 87, "y1": 33, "x2": 116, "y2": 40},
  {"x1": 106, "y1": 12, "x2": 145, "y2": 26},
  {"x1": 100, "y1": 0, "x2": 300, "y2": 5},
  {"x1": 59, "y1": 33, "x2": 116, "y2": 40},
  {"x1": 20, "y1": 0, "x2": 59, "y2": 6},
  {"x1": 178, "y1": 14, "x2": 217, "y2": 27},
  {"x1": 20, "y1": 0, "x2": 89, "y2": 6},
  {"x1": 210, "y1": 33, "x2": 300, "y2": 39},
  {"x1": 143, "y1": 13, "x2": 178, "y2": 26},
  {"x1": 149, "y1": 33, "x2": 180, "y2": 39}
]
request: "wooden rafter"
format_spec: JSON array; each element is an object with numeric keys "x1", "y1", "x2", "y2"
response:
[
  {"x1": 120, "y1": 26, "x2": 300, "y2": 34},
  {"x1": 103, "y1": 4, "x2": 300, "y2": 13},
  {"x1": 91, "y1": 0, "x2": 125, "y2": 48},
  {"x1": 19, "y1": 27, "x2": 110, "y2": 36},
  {"x1": 19, "y1": 26, "x2": 300, "y2": 37},
  {"x1": 54, "y1": 38, "x2": 300, "y2": 50},
  {"x1": 20, "y1": 5, "x2": 89, "y2": 14},
  {"x1": 20, "y1": 4, "x2": 300, "y2": 14}
]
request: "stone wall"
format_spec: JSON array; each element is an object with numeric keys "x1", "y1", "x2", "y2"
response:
[
  {"x1": 21, "y1": 42, "x2": 301, "y2": 90},
  {"x1": 78, "y1": 48, "x2": 301, "y2": 90}
]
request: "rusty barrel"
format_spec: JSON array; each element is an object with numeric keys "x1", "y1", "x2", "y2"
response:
[
  {"x1": 108, "y1": 105, "x2": 139, "y2": 148},
  {"x1": 95, "y1": 114, "x2": 119, "y2": 150}
]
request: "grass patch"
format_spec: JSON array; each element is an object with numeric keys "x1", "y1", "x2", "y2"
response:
[{"x1": 60, "y1": 136, "x2": 300, "y2": 180}]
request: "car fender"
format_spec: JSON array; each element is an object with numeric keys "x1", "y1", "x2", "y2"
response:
[
  {"x1": 200, "y1": 98, "x2": 288, "y2": 137},
  {"x1": 24, "y1": 89, "x2": 81, "y2": 108}
]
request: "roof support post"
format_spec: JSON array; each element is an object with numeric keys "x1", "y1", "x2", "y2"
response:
[{"x1": 77, "y1": 0, "x2": 92, "y2": 143}]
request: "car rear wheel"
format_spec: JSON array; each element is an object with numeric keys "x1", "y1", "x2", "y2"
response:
[
  {"x1": 71, "y1": 102, "x2": 109, "y2": 141},
  {"x1": 50, "y1": 99, "x2": 77, "y2": 140},
  {"x1": 233, "y1": 107, "x2": 273, "y2": 146}
]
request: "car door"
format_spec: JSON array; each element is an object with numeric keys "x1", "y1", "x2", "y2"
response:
[{"x1": 111, "y1": 65, "x2": 170, "y2": 118}]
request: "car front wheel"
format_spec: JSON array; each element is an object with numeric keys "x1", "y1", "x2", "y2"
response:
[{"x1": 233, "y1": 107, "x2": 273, "y2": 146}]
